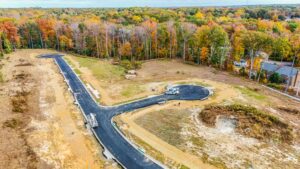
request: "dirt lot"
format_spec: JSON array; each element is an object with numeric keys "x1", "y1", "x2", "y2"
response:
[
  {"x1": 0, "y1": 50, "x2": 116, "y2": 169},
  {"x1": 49, "y1": 53, "x2": 300, "y2": 168}
]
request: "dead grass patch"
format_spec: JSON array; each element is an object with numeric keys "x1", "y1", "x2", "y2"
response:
[
  {"x1": 135, "y1": 109, "x2": 190, "y2": 147},
  {"x1": 2, "y1": 118, "x2": 23, "y2": 129},
  {"x1": 11, "y1": 91, "x2": 29, "y2": 113},
  {"x1": 199, "y1": 104, "x2": 293, "y2": 144}
]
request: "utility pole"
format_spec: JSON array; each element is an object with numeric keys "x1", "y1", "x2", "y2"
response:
[
  {"x1": 285, "y1": 54, "x2": 296, "y2": 93},
  {"x1": 257, "y1": 55, "x2": 269, "y2": 82},
  {"x1": 249, "y1": 49, "x2": 254, "y2": 79},
  {"x1": 297, "y1": 81, "x2": 300, "y2": 97}
]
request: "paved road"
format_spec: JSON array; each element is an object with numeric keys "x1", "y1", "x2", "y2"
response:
[{"x1": 42, "y1": 54, "x2": 211, "y2": 169}]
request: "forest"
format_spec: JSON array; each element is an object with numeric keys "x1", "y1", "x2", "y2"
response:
[{"x1": 0, "y1": 6, "x2": 300, "y2": 70}]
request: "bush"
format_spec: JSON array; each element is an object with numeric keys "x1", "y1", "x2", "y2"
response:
[
  {"x1": 120, "y1": 59, "x2": 133, "y2": 70},
  {"x1": 133, "y1": 61, "x2": 142, "y2": 69},
  {"x1": 269, "y1": 73, "x2": 283, "y2": 84},
  {"x1": 120, "y1": 59, "x2": 142, "y2": 70},
  {"x1": 239, "y1": 67, "x2": 247, "y2": 76}
]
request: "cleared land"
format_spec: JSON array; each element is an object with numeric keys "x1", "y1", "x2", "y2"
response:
[
  {"x1": 64, "y1": 53, "x2": 300, "y2": 169},
  {"x1": 0, "y1": 50, "x2": 116, "y2": 169},
  {"x1": 2, "y1": 50, "x2": 298, "y2": 169}
]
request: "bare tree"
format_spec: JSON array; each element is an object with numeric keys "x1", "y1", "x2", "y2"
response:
[{"x1": 180, "y1": 22, "x2": 197, "y2": 61}]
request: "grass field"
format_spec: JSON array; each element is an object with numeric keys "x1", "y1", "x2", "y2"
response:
[
  {"x1": 235, "y1": 86, "x2": 267, "y2": 101},
  {"x1": 135, "y1": 109, "x2": 191, "y2": 147},
  {"x1": 71, "y1": 56, "x2": 125, "y2": 81}
]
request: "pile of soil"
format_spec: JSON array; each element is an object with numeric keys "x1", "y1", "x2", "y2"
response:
[
  {"x1": 199, "y1": 104, "x2": 293, "y2": 144},
  {"x1": 278, "y1": 106, "x2": 300, "y2": 115}
]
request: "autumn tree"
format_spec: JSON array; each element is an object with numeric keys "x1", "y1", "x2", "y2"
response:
[
  {"x1": 270, "y1": 37, "x2": 292, "y2": 62},
  {"x1": 180, "y1": 22, "x2": 197, "y2": 61},
  {"x1": 119, "y1": 41, "x2": 132, "y2": 60},
  {"x1": 36, "y1": 18, "x2": 55, "y2": 48},
  {"x1": 241, "y1": 31, "x2": 273, "y2": 79}
]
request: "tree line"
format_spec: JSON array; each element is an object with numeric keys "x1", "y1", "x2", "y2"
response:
[{"x1": 1, "y1": 7, "x2": 300, "y2": 70}]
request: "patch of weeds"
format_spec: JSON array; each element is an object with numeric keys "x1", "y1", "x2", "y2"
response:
[
  {"x1": 201, "y1": 153, "x2": 228, "y2": 169},
  {"x1": 190, "y1": 136, "x2": 205, "y2": 148},
  {"x1": 179, "y1": 164, "x2": 190, "y2": 169},
  {"x1": 74, "y1": 68, "x2": 82, "y2": 75},
  {"x1": 199, "y1": 104, "x2": 293, "y2": 144},
  {"x1": 209, "y1": 157, "x2": 228, "y2": 169},
  {"x1": 135, "y1": 109, "x2": 190, "y2": 146},
  {"x1": 2, "y1": 118, "x2": 23, "y2": 129},
  {"x1": 121, "y1": 84, "x2": 145, "y2": 98},
  {"x1": 235, "y1": 86, "x2": 266, "y2": 101}
]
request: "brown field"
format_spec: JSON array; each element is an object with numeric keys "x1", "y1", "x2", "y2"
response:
[
  {"x1": 1, "y1": 49, "x2": 299, "y2": 169},
  {"x1": 0, "y1": 50, "x2": 118, "y2": 169}
]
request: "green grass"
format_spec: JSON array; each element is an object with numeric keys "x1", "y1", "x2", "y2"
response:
[
  {"x1": 176, "y1": 81, "x2": 211, "y2": 87},
  {"x1": 64, "y1": 57, "x2": 76, "y2": 67},
  {"x1": 235, "y1": 86, "x2": 266, "y2": 101},
  {"x1": 71, "y1": 56, "x2": 125, "y2": 81},
  {"x1": 190, "y1": 136, "x2": 205, "y2": 148},
  {"x1": 121, "y1": 84, "x2": 145, "y2": 98},
  {"x1": 202, "y1": 153, "x2": 228, "y2": 169},
  {"x1": 73, "y1": 68, "x2": 82, "y2": 75}
]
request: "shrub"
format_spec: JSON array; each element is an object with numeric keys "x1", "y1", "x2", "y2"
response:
[
  {"x1": 120, "y1": 60, "x2": 143, "y2": 70},
  {"x1": 239, "y1": 67, "x2": 247, "y2": 76},
  {"x1": 120, "y1": 59, "x2": 133, "y2": 70},
  {"x1": 133, "y1": 61, "x2": 142, "y2": 69},
  {"x1": 269, "y1": 72, "x2": 283, "y2": 84}
]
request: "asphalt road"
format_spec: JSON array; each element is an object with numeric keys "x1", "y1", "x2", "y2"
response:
[{"x1": 42, "y1": 54, "x2": 211, "y2": 169}]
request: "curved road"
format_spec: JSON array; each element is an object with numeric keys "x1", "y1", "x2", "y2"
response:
[{"x1": 42, "y1": 54, "x2": 211, "y2": 169}]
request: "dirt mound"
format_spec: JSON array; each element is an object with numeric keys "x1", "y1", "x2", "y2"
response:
[
  {"x1": 278, "y1": 106, "x2": 300, "y2": 115},
  {"x1": 199, "y1": 104, "x2": 293, "y2": 144}
]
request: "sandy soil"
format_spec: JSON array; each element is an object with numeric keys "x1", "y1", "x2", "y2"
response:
[{"x1": 0, "y1": 49, "x2": 111, "y2": 169}]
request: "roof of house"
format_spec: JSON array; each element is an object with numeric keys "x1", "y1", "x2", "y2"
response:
[
  {"x1": 261, "y1": 62, "x2": 299, "y2": 77},
  {"x1": 261, "y1": 62, "x2": 279, "y2": 72},
  {"x1": 275, "y1": 66, "x2": 299, "y2": 77}
]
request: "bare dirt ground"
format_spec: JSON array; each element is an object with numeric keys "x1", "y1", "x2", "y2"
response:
[
  {"x1": 0, "y1": 49, "x2": 114, "y2": 169},
  {"x1": 59, "y1": 54, "x2": 300, "y2": 168}
]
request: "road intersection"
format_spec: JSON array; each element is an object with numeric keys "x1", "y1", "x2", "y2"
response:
[{"x1": 42, "y1": 54, "x2": 211, "y2": 169}]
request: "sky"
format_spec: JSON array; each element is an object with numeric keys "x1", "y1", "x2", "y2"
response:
[{"x1": 0, "y1": 0, "x2": 299, "y2": 8}]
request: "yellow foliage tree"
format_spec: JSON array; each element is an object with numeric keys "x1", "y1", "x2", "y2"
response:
[
  {"x1": 195, "y1": 11, "x2": 204, "y2": 20},
  {"x1": 200, "y1": 47, "x2": 209, "y2": 64}
]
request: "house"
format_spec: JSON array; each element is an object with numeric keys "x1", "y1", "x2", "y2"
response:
[
  {"x1": 234, "y1": 59, "x2": 247, "y2": 68},
  {"x1": 261, "y1": 61, "x2": 300, "y2": 88}
]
